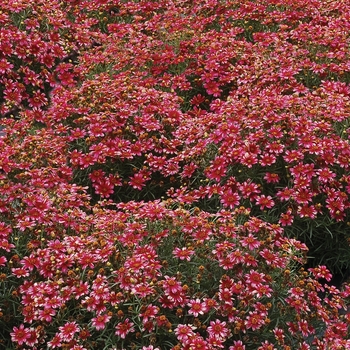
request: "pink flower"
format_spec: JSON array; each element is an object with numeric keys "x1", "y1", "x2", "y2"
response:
[
  {"x1": 308, "y1": 265, "x2": 332, "y2": 281},
  {"x1": 38, "y1": 308, "x2": 56, "y2": 323},
  {"x1": 10, "y1": 324, "x2": 30, "y2": 345},
  {"x1": 175, "y1": 324, "x2": 196, "y2": 343},
  {"x1": 245, "y1": 270, "x2": 266, "y2": 288},
  {"x1": 25, "y1": 328, "x2": 39, "y2": 347},
  {"x1": 11, "y1": 267, "x2": 29, "y2": 278},
  {"x1": 0, "y1": 255, "x2": 7, "y2": 266},
  {"x1": 187, "y1": 298, "x2": 206, "y2": 317},
  {"x1": 207, "y1": 319, "x2": 229, "y2": 340},
  {"x1": 131, "y1": 284, "x2": 155, "y2": 298},
  {"x1": 58, "y1": 321, "x2": 80, "y2": 342},
  {"x1": 279, "y1": 209, "x2": 294, "y2": 226},
  {"x1": 264, "y1": 172, "x2": 280, "y2": 183},
  {"x1": 220, "y1": 189, "x2": 240, "y2": 209},
  {"x1": 260, "y1": 153, "x2": 276, "y2": 167},
  {"x1": 258, "y1": 340, "x2": 277, "y2": 349},
  {"x1": 47, "y1": 334, "x2": 62, "y2": 348},
  {"x1": 173, "y1": 247, "x2": 195, "y2": 261},
  {"x1": 190, "y1": 334, "x2": 209, "y2": 349},
  {"x1": 129, "y1": 171, "x2": 148, "y2": 190},
  {"x1": 162, "y1": 276, "x2": 183, "y2": 295},
  {"x1": 241, "y1": 233, "x2": 260, "y2": 250},
  {"x1": 92, "y1": 313, "x2": 112, "y2": 330},
  {"x1": 115, "y1": 318, "x2": 135, "y2": 339},
  {"x1": 229, "y1": 340, "x2": 246, "y2": 350},
  {"x1": 259, "y1": 249, "x2": 279, "y2": 266},
  {"x1": 255, "y1": 195, "x2": 275, "y2": 210},
  {"x1": 245, "y1": 311, "x2": 265, "y2": 331},
  {"x1": 139, "y1": 305, "x2": 159, "y2": 324},
  {"x1": 72, "y1": 346, "x2": 88, "y2": 350}
]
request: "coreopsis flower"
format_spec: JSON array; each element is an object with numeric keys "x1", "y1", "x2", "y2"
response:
[
  {"x1": 229, "y1": 340, "x2": 246, "y2": 350},
  {"x1": 115, "y1": 318, "x2": 135, "y2": 339},
  {"x1": 279, "y1": 209, "x2": 294, "y2": 226},
  {"x1": 93, "y1": 178, "x2": 114, "y2": 198},
  {"x1": 175, "y1": 324, "x2": 196, "y2": 344},
  {"x1": 273, "y1": 328, "x2": 285, "y2": 344},
  {"x1": 259, "y1": 249, "x2": 280, "y2": 266},
  {"x1": 207, "y1": 319, "x2": 229, "y2": 340},
  {"x1": 10, "y1": 324, "x2": 31, "y2": 346},
  {"x1": 285, "y1": 296, "x2": 310, "y2": 313},
  {"x1": 140, "y1": 305, "x2": 159, "y2": 324},
  {"x1": 47, "y1": 334, "x2": 62, "y2": 348},
  {"x1": 189, "y1": 334, "x2": 209, "y2": 350},
  {"x1": 308, "y1": 265, "x2": 332, "y2": 281},
  {"x1": 38, "y1": 307, "x2": 56, "y2": 323},
  {"x1": 72, "y1": 346, "x2": 88, "y2": 350},
  {"x1": 245, "y1": 270, "x2": 266, "y2": 288},
  {"x1": 0, "y1": 255, "x2": 7, "y2": 266},
  {"x1": 91, "y1": 313, "x2": 112, "y2": 330},
  {"x1": 245, "y1": 311, "x2": 266, "y2": 331},
  {"x1": 220, "y1": 189, "x2": 240, "y2": 209},
  {"x1": 260, "y1": 154, "x2": 276, "y2": 167},
  {"x1": 11, "y1": 267, "x2": 30, "y2": 278},
  {"x1": 24, "y1": 328, "x2": 39, "y2": 347},
  {"x1": 58, "y1": 322, "x2": 80, "y2": 342},
  {"x1": 173, "y1": 247, "x2": 195, "y2": 261},
  {"x1": 129, "y1": 171, "x2": 148, "y2": 190},
  {"x1": 264, "y1": 172, "x2": 280, "y2": 183},
  {"x1": 187, "y1": 298, "x2": 206, "y2": 317},
  {"x1": 255, "y1": 195, "x2": 275, "y2": 210},
  {"x1": 298, "y1": 319, "x2": 315, "y2": 337},
  {"x1": 131, "y1": 284, "x2": 155, "y2": 298},
  {"x1": 162, "y1": 276, "x2": 183, "y2": 295},
  {"x1": 241, "y1": 233, "x2": 260, "y2": 250},
  {"x1": 257, "y1": 340, "x2": 277, "y2": 349}
]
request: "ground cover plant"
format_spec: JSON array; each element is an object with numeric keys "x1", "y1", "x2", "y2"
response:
[{"x1": 0, "y1": 0, "x2": 350, "y2": 349}]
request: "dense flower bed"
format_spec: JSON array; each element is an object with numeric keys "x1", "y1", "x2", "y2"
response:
[{"x1": 0, "y1": 0, "x2": 350, "y2": 349}]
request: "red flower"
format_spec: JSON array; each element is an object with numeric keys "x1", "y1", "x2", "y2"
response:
[
  {"x1": 47, "y1": 334, "x2": 62, "y2": 348},
  {"x1": 264, "y1": 172, "x2": 280, "y2": 183},
  {"x1": 187, "y1": 298, "x2": 206, "y2": 317},
  {"x1": 173, "y1": 247, "x2": 195, "y2": 261},
  {"x1": 279, "y1": 209, "x2": 294, "y2": 226},
  {"x1": 129, "y1": 170, "x2": 150, "y2": 190},
  {"x1": 220, "y1": 189, "x2": 240, "y2": 209},
  {"x1": 298, "y1": 204, "x2": 317, "y2": 219},
  {"x1": 207, "y1": 319, "x2": 229, "y2": 340},
  {"x1": 241, "y1": 233, "x2": 260, "y2": 250},
  {"x1": 140, "y1": 305, "x2": 159, "y2": 324},
  {"x1": 58, "y1": 321, "x2": 80, "y2": 342},
  {"x1": 229, "y1": 340, "x2": 246, "y2": 350},
  {"x1": 260, "y1": 154, "x2": 276, "y2": 166},
  {"x1": 115, "y1": 318, "x2": 135, "y2": 339},
  {"x1": 245, "y1": 311, "x2": 265, "y2": 331},
  {"x1": 189, "y1": 335, "x2": 209, "y2": 350},
  {"x1": 0, "y1": 255, "x2": 7, "y2": 266},
  {"x1": 175, "y1": 324, "x2": 196, "y2": 343},
  {"x1": 38, "y1": 308, "x2": 56, "y2": 323},
  {"x1": 92, "y1": 313, "x2": 111, "y2": 331},
  {"x1": 245, "y1": 270, "x2": 266, "y2": 288},
  {"x1": 255, "y1": 195, "x2": 275, "y2": 210},
  {"x1": 93, "y1": 178, "x2": 114, "y2": 198},
  {"x1": 240, "y1": 152, "x2": 258, "y2": 168},
  {"x1": 308, "y1": 265, "x2": 332, "y2": 281},
  {"x1": 10, "y1": 324, "x2": 30, "y2": 345}
]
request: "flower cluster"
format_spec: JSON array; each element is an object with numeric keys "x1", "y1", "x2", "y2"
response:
[
  {"x1": 4, "y1": 201, "x2": 350, "y2": 348},
  {"x1": 1, "y1": 0, "x2": 350, "y2": 349}
]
